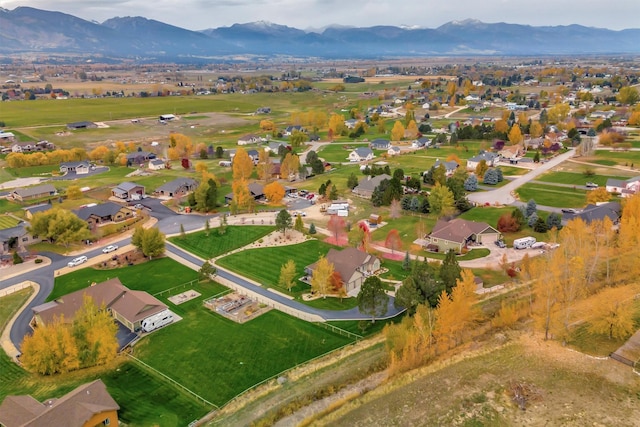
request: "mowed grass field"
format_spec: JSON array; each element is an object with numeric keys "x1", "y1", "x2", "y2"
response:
[
  {"x1": 516, "y1": 183, "x2": 589, "y2": 208},
  {"x1": 0, "y1": 288, "x2": 208, "y2": 427},
  {"x1": 0, "y1": 215, "x2": 20, "y2": 230},
  {"x1": 216, "y1": 240, "x2": 336, "y2": 295},
  {"x1": 169, "y1": 226, "x2": 274, "y2": 259},
  {"x1": 535, "y1": 171, "x2": 633, "y2": 187}
]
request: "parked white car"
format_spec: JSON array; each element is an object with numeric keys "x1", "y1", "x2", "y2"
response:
[
  {"x1": 67, "y1": 256, "x2": 88, "y2": 268},
  {"x1": 102, "y1": 245, "x2": 119, "y2": 253}
]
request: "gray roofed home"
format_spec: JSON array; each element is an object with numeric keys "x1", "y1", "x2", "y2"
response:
[
  {"x1": 111, "y1": 182, "x2": 145, "y2": 200},
  {"x1": 0, "y1": 379, "x2": 119, "y2": 427},
  {"x1": 370, "y1": 139, "x2": 391, "y2": 150},
  {"x1": 606, "y1": 176, "x2": 640, "y2": 198},
  {"x1": 352, "y1": 174, "x2": 392, "y2": 199},
  {"x1": 562, "y1": 202, "x2": 621, "y2": 225},
  {"x1": 24, "y1": 203, "x2": 52, "y2": 219},
  {"x1": 66, "y1": 121, "x2": 97, "y2": 130},
  {"x1": 466, "y1": 151, "x2": 499, "y2": 169},
  {"x1": 10, "y1": 184, "x2": 57, "y2": 202},
  {"x1": 432, "y1": 159, "x2": 460, "y2": 176},
  {"x1": 348, "y1": 147, "x2": 374, "y2": 162},
  {"x1": 60, "y1": 160, "x2": 91, "y2": 174},
  {"x1": 155, "y1": 177, "x2": 198, "y2": 197}
]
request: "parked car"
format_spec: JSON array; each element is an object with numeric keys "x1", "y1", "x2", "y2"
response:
[
  {"x1": 495, "y1": 240, "x2": 506, "y2": 248},
  {"x1": 67, "y1": 256, "x2": 88, "y2": 268},
  {"x1": 561, "y1": 208, "x2": 577, "y2": 214},
  {"x1": 102, "y1": 244, "x2": 119, "y2": 253},
  {"x1": 585, "y1": 182, "x2": 599, "y2": 188},
  {"x1": 134, "y1": 203, "x2": 144, "y2": 209}
]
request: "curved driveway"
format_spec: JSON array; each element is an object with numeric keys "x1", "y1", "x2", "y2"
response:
[{"x1": 1, "y1": 206, "x2": 403, "y2": 352}]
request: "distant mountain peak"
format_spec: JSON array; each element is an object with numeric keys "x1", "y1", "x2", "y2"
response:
[{"x1": 449, "y1": 18, "x2": 484, "y2": 26}]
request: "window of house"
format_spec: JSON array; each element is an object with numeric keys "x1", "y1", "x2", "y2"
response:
[
  {"x1": 103, "y1": 418, "x2": 110, "y2": 425},
  {"x1": 22, "y1": 237, "x2": 28, "y2": 242}
]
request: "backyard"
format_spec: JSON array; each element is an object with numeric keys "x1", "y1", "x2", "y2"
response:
[{"x1": 168, "y1": 225, "x2": 274, "y2": 259}]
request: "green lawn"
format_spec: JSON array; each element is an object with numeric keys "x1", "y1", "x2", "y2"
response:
[
  {"x1": 169, "y1": 225, "x2": 274, "y2": 259},
  {"x1": 370, "y1": 213, "x2": 438, "y2": 251},
  {"x1": 136, "y1": 308, "x2": 354, "y2": 406},
  {"x1": 217, "y1": 240, "x2": 336, "y2": 295},
  {"x1": 515, "y1": 183, "x2": 588, "y2": 208},
  {"x1": 49, "y1": 257, "x2": 200, "y2": 301},
  {"x1": 317, "y1": 143, "x2": 368, "y2": 163},
  {"x1": 536, "y1": 171, "x2": 631, "y2": 187},
  {"x1": 0, "y1": 215, "x2": 20, "y2": 230},
  {"x1": 593, "y1": 150, "x2": 640, "y2": 166},
  {"x1": 458, "y1": 206, "x2": 514, "y2": 229},
  {"x1": 0, "y1": 199, "x2": 24, "y2": 213},
  {"x1": 5, "y1": 164, "x2": 59, "y2": 178}
]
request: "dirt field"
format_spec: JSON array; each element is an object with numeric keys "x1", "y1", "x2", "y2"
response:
[{"x1": 315, "y1": 333, "x2": 640, "y2": 427}]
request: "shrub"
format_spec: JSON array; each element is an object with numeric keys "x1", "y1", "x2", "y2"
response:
[
  {"x1": 12, "y1": 252, "x2": 23, "y2": 265},
  {"x1": 34, "y1": 258, "x2": 43, "y2": 264}
]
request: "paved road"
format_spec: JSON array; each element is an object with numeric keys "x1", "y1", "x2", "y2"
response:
[{"x1": 467, "y1": 149, "x2": 576, "y2": 206}]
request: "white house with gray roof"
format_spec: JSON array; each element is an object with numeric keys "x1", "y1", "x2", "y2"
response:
[
  {"x1": 606, "y1": 176, "x2": 640, "y2": 198},
  {"x1": 352, "y1": 174, "x2": 392, "y2": 198},
  {"x1": 348, "y1": 147, "x2": 374, "y2": 162},
  {"x1": 466, "y1": 152, "x2": 499, "y2": 170}
]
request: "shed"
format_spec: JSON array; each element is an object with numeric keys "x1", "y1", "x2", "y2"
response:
[{"x1": 369, "y1": 214, "x2": 382, "y2": 225}]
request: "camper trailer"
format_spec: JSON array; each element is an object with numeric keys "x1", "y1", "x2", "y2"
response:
[
  {"x1": 513, "y1": 236, "x2": 536, "y2": 249},
  {"x1": 141, "y1": 310, "x2": 174, "y2": 332}
]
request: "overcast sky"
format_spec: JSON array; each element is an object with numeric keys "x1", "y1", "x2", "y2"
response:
[{"x1": 1, "y1": 0, "x2": 639, "y2": 31}]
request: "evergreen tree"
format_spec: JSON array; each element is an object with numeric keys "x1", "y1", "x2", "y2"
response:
[
  {"x1": 546, "y1": 212, "x2": 563, "y2": 230},
  {"x1": 533, "y1": 151, "x2": 541, "y2": 163},
  {"x1": 525, "y1": 199, "x2": 537, "y2": 218},
  {"x1": 495, "y1": 167, "x2": 504, "y2": 182},
  {"x1": 533, "y1": 216, "x2": 549, "y2": 233},
  {"x1": 329, "y1": 184, "x2": 338, "y2": 200},
  {"x1": 527, "y1": 212, "x2": 539, "y2": 228},
  {"x1": 483, "y1": 168, "x2": 499, "y2": 185},
  {"x1": 402, "y1": 251, "x2": 411, "y2": 270},
  {"x1": 409, "y1": 196, "x2": 421, "y2": 212},
  {"x1": 347, "y1": 172, "x2": 359, "y2": 189},
  {"x1": 440, "y1": 250, "x2": 462, "y2": 294},
  {"x1": 464, "y1": 174, "x2": 478, "y2": 191},
  {"x1": 309, "y1": 223, "x2": 317, "y2": 234},
  {"x1": 371, "y1": 186, "x2": 384, "y2": 207}
]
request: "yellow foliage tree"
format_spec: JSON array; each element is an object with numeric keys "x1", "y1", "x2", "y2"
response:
[
  {"x1": 530, "y1": 120, "x2": 544, "y2": 138},
  {"x1": 494, "y1": 119, "x2": 509, "y2": 134},
  {"x1": 508, "y1": 124, "x2": 524, "y2": 145},
  {"x1": 586, "y1": 187, "x2": 610, "y2": 205},
  {"x1": 20, "y1": 315, "x2": 79, "y2": 375},
  {"x1": 405, "y1": 120, "x2": 419, "y2": 139},
  {"x1": 231, "y1": 179, "x2": 254, "y2": 213},
  {"x1": 280, "y1": 152, "x2": 300, "y2": 180},
  {"x1": 256, "y1": 149, "x2": 273, "y2": 181},
  {"x1": 66, "y1": 185, "x2": 82, "y2": 200},
  {"x1": 264, "y1": 181, "x2": 285, "y2": 205},
  {"x1": 278, "y1": 260, "x2": 297, "y2": 292},
  {"x1": 587, "y1": 286, "x2": 638, "y2": 339},
  {"x1": 391, "y1": 121, "x2": 405, "y2": 141},
  {"x1": 628, "y1": 111, "x2": 640, "y2": 126},
  {"x1": 547, "y1": 103, "x2": 570, "y2": 124},
  {"x1": 328, "y1": 113, "x2": 345, "y2": 137},
  {"x1": 73, "y1": 296, "x2": 118, "y2": 367},
  {"x1": 260, "y1": 119, "x2": 275, "y2": 131},
  {"x1": 89, "y1": 145, "x2": 109, "y2": 161},
  {"x1": 232, "y1": 147, "x2": 254, "y2": 181},
  {"x1": 195, "y1": 161, "x2": 208, "y2": 175},
  {"x1": 311, "y1": 256, "x2": 334, "y2": 297}
]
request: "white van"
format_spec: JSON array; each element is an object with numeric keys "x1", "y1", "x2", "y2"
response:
[{"x1": 67, "y1": 255, "x2": 88, "y2": 268}]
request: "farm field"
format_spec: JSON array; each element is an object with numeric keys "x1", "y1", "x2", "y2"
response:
[
  {"x1": 591, "y1": 150, "x2": 640, "y2": 166},
  {"x1": 168, "y1": 225, "x2": 275, "y2": 259},
  {"x1": 515, "y1": 182, "x2": 588, "y2": 208}
]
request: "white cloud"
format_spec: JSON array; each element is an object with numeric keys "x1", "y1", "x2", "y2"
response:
[{"x1": 1, "y1": 0, "x2": 638, "y2": 31}]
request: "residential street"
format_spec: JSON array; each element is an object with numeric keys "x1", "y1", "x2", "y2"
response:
[{"x1": 466, "y1": 148, "x2": 576, "y2": 206}]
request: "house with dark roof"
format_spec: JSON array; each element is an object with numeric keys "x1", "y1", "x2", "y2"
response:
[
  {"x1": 606, "y1": 176, "x2": 640, "y2": 198},
  {"x1": 111, "y1": 182, "x2": 145, "y2": 201},
  {"x1": 224, "y1": 182, "x2": 265, "y2": 204},
  {"x1": 352, "y1": 174, "x2": 392, "y2": 199},
  {"x1": 148, "y1": 159, "x2": 166, "y2": 170},
  {"x1": 0, "y1": 379, "x2": 119, "y2": 427},
  {"x1": 466, "y1": 151, "x2": 499, "y2": 170},
  {"x1": 73, "y1": 202, "x2": 134, "y2": 226},
  {"x1": 23, "y1": 203, "x2": 52, "y2": 220},
  {"x1": 284, "y1": 125, "x2": 306, "y2": 136},
  {"x1": 424, "y1": 219, "x2": 501, "y2": 253},
  {"x1": 31, "y1": 278, "x2": 168, "y2": 333},
  {"x1": 66, "y1": 121, "x2": 97, "y2": 130},
  {"x1": 237, "y1": 134, "x2": 263, "y2": 145},
  {"x1": 305, "y1": 247, "x2": 380, "y2": 295},
  {"x1": 348, "y1": 147, "x2": 374, "y2": 162},
  {"x1": 370, "y1": 139, "x2": 391, "y2": 150},
  {"x1": 155, "y1": 178, "x2": 198, "y2": 198},
  {"x1": 10, "y1": 184, "x2": 57, "y2": 202},
  {"x1": 60, "y1": 160, "x2": 92, "y2": 174},
  {"x1": 562, "y1": 202, "x2": 622, "y2": 225},
  {"x1": 412, "y1": 137, "x2": 431, "y2": 149},
  {"x1": 126, "y1": 151, "x2": 156, "y2": 166}
]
